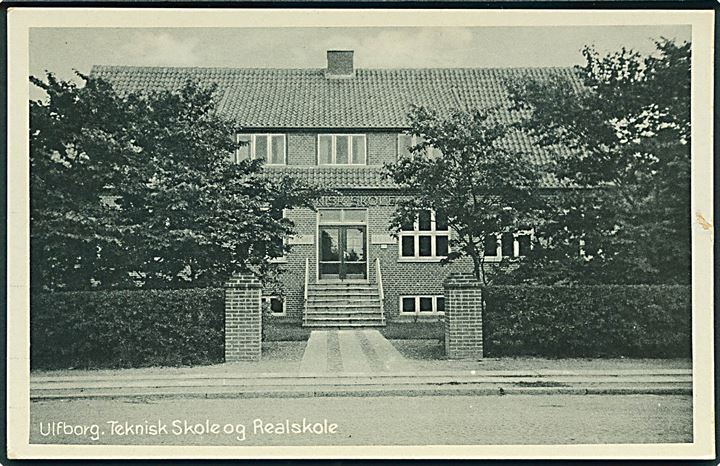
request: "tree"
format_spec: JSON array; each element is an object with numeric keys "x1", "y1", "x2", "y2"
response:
[
  {"x1": 505, "y1": 38, "x2": 691, "y2": 284},
  {"x1": 30, "y1": 72, "x2": 321, "y2": 291},
  {"x1": 385, "y1": 106, "x2": 544, "y2": 282}
]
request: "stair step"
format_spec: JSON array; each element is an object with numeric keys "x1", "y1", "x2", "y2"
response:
[
  {"x1": 308, "y1": 285, "x2": 378, "y2": 291},
  {"x1": 303, "y1": 321, "x2": 386, "y2": 328},
  {"x1": 305, "y1": 309, "x2": 383, "y2": 315},
  {"x1": 306, "y1": 305, "x2": 382, "y2": 311},
  {"x1": 306, "y1": 308, "x2": 382, "y2": 313},
  {"x1": 307, "y1": 299, "x2": 380, "y2": 307},
  {"x1": 305, "y1": 314, "x2": 384, "y2": 319},
  {"x1": 308, "y1": 297, "x2": 380, "y2": 302}
]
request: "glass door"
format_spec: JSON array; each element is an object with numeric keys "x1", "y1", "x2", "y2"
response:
[
  {"x1": 319, "y1": 225, "x2": 367, "y2": 281},
  {"x1": 319, "y1": 227, "x2": 342, "y2": 280},
  {"x1": 342, "y1": 226, "x2": 367, "y2": 280}
]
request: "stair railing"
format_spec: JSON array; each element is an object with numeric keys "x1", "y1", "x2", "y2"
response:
[
  {"x1": 303, "y1": 257, "x2": 309, "y2": 325},
  {"x1": 375, "y1": 257, "x2": 385, "y2": 322}
]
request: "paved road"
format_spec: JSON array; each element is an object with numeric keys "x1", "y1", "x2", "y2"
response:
[{"x1": 31, "y1": 394, "x2": 692, "y2": 446}]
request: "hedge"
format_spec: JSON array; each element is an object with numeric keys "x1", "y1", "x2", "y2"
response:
[
  {"x1": 32, "y1": 284, "x2": 692, "y2": 369},
  {"x1": 31, "y1": 288, "x2": 225, "y2": 370},
  {"x1": 482, "y1": 285, "x2": 691, "y2": 358}
]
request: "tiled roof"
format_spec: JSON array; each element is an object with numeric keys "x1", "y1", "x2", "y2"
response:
[
  {"x1": 91, "y1": 65, "x2": 582, "y2": 129},
  {"x1": 92, "y1": 64, "x2": 579, "y2": 188},
  {"x1": 263, "y1": 165, "x2": 560, "y2": 190},
  {"x1": 264, "y1": 166, "x2": 395, "y2": 190}
]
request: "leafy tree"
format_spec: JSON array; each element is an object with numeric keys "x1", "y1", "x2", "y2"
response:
[
  {"x1": 31, "y1": 72, "x2": 321, "y2": 291},
  {"x1": 385, "y1": 106, "x2": 544, "y2": 282},
  {"x1": 505, "y1": 39, "x2": 691, "y2": 284}
]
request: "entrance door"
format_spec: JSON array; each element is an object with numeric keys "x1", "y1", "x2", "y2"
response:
[{"x1": 319, "y1": 225, "x2": 367, "y2": 280}]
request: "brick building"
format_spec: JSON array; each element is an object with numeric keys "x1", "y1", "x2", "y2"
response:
[{"x1": 95, "y1": 50, "x2": 571, "y2": 329}]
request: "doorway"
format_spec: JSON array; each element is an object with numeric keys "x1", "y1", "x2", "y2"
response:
[{"x1": 317, "y1": 209, "x2": 368, "y2": 281}]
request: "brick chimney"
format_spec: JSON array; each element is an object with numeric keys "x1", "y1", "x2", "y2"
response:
[{"x1": 326, "y1": 50, "x2": 354, "y2": 78}]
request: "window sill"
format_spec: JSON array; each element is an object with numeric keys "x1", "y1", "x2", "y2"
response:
[
  {"x1": 483, "y1": 257, "x2": 526, "y2": 263},
  {"x1": 396, "y1": 313, "x2": 445, "y2": 322},
  {"x1": 397, "y1": 257, "x2": 446, "y2": 263},
  {"x1": 269, "y1": 258, "x2": 288, "y2": 264}
]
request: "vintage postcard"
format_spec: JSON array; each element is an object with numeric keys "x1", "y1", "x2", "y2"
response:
[{"x1": 6, "y1": 7, "x2": 715, "y2": 460}]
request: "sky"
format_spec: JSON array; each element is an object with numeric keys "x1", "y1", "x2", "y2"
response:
[{"x1": 29, "y1": 25, "x2": 691, "y2": 94}]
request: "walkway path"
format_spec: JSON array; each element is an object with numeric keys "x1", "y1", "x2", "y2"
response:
[{"x1": 300, "y1": 329, "x2": 413, "y2": 374}]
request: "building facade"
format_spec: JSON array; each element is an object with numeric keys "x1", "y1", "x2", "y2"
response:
[{"x1": 96, "y1": 50, "x2": 566, "y2": 328}]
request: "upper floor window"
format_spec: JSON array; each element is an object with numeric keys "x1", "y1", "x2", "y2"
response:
[
  {"x1": 236, "y1": 134, "x2": 286, "y2": 165},
  {"x1": 318, "y1": 134, "x2": 366, "y2": 165},
  {"x1": 397, "y1": 133, "x2": 442, "y2": 159},
  {"x1": 399, "y1": 210, "x2": 449, "y2": 260},
  {"x1": 483, "y1": 230, "x2": 532, "y2": 261}
]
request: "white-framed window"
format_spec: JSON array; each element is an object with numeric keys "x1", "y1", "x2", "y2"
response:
[
  {"x1": 262, "y1": 296, "x2": 286, "y2": 316},
  {"x1": 400, "y1": 295, "x2": 445, "y2": 315},
  {"x1": 397, "y1": 133, "x2": 442, "y2": 159},
  {"x1": 317, "y1": 134, "x2": 367, "y2": 165},
  {"x1": 235, "y1": 134, "x2": 286, "y2": 165},
  {"x1": 399, "y1": 210, "x2": 449, "y2": 261},
  {"x1": 483, "y1": 230, "x2": 533, "y2": 261}
]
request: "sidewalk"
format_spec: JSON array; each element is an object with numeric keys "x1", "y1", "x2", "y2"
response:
[
  {"x1": 31, "y1": 329, "x2": 692, "y2": 400},
  {"x1": 31, "y1": 368, "x2": 692, "y2": 400}
]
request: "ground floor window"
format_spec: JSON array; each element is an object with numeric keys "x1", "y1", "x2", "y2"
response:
[
  {"x1": 400, "y1": 295, "x2": 445, "y2": 314},
  {"x1": 483, "y1": 230, "x2": 533, "y2": 261},
  {"x1": 399, "y1": 210, "x2": 449, "y2": 261},
  {"x1": 262, "y1": 296, "x2": 286, "y2": 316}
]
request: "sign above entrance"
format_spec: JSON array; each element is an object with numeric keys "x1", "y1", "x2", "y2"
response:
[{"x1": 316, "y1": 195, "x2": 407, "y2": 208}]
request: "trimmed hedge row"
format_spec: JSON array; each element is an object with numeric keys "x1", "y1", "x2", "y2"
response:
[
  {"x1": 31, "y1": 284, "x2": 691, "y2": 369},
  {"x1": 31, "y1": 288, "x2": 225, "y2": 370},
  {"x1": 482, "y1": 285, "x2": 691, "y2": 358}
]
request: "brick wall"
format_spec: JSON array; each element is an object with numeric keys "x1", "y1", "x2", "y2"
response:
[
  {"x1": 367, "y1": 133, "x2": 398, "y2": 165},
  {"x1": 374, "y1": 244, "x2": 472, "y2": 321},
  {"x1": 271, "y1": 198, "x2": 487, "y2": 325},
  {"x1": 287, "y1": 133, "x2": 317, "y2": 165},
  {"x1": 367, "y1": 202, "x2": 473, "y2": 320},
  {"x1": 224, "y1": 274, "x2": 263, "y2": 361},
  {"x1": 443, "y1": 273, "x2": 484, "y2": 359},
  {"x1": 255, "y1": 134, "x2": 504, "y2": 332},
  {"x1": 264, "y1": 207, "x2": 315, "y2": 321},
  {"x1": 285, "y1": 132, "x2": 399, "y2": 166}
]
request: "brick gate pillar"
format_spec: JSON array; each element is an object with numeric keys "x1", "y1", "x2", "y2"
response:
[
  {"x1": 224, "y1": 274, "x2": 263, "y2": 362},
  {"x1": 443, "y1": 272, "x2": 484, "y2": 359}
]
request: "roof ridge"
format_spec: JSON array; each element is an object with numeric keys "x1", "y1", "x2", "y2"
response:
[{"x1": 91, "y1": 64, "x2": 573, "y2": 73}]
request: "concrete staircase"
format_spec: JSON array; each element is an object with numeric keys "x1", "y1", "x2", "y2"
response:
[{"x1": 303, "y1": 283, "x2": 386, "y2": 328}]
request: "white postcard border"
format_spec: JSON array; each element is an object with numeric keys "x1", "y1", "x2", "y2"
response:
[{"x1": 6, "y1": 7, "x2": 715, "y2": 460}]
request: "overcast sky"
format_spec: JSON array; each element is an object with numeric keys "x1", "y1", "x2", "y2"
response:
[{"x1": 30, "y1": 25, "x2": 691, "y2": 91}]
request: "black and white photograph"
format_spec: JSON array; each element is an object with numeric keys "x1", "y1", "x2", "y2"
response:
[{"x1": 6, "y1": 8, "x2": 715, "y2": 460}]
